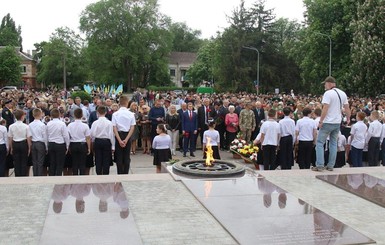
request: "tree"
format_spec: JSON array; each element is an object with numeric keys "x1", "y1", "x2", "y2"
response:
[
  {"x1": 0, "y1": 14, "x2": 23, "y2": 49},
  {"x1": 80, "y1": 0, "x2": 173, "y2": 90},
  {"x1": 169, "y1": 22, "x2": 203, "y2": 52},
  {"x1": 300, "y1": 0, "x2": 360, "y2": 94},
  {"x1": 350, "y1": 0, "x2": 385, "y2": 96},
  {"x1": 0, "y1": 46, "x2": 21, "y2": 85},
  {"x1": 37, "y1": 27, "x2": 86, "y2": 88},
  {"x1": 187, "y1": 40, "x2": 217, "y2": 86}
]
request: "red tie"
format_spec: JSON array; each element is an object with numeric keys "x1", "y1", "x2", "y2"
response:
[{"x1": 189, "y1": 111, "x2": 192, "y2": 120}]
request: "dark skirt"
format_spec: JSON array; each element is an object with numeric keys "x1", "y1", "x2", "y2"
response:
[
  {"x1": 86, "y1": 151, "x2": 95, "y2": 168},
  {"x1": 153, "y1": 148, "x2": 171, "y2": 166},
  {"x1": 203, "y1": 146, "x2": 221, "y2": 160}
]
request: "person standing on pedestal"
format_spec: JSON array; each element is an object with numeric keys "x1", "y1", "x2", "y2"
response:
[{"x1": 313, "y1": 76, "x2": 350, "y2": 172}]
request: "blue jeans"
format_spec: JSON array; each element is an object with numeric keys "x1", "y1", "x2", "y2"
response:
[{"x1": 315, "y1": 123, "x2": 340, "y2": 168}]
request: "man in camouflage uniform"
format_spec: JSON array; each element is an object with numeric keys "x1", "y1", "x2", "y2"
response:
[{"x1": 239, "y1": 101, "x2": 256, "y2": 143}]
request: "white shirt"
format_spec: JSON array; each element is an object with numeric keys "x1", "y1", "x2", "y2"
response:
[
  {"x1": 47, "y1": 118, "x2": 70, "y2": 148},
  {"x1": 380, "y1": 124, "x2": 385, "y2": 144},
  {"x1": 0, "y1": 125, "x2": 8, "y2": 149},
  {"x1": 90, "y1": 117, "x2": 115, "y2": 150},
  {"x1": 367, "y1": 120, "x2": 382, "y2": 138},
  {"x1": 322, "y1": 88, "x2": 348, "y2": 124},
  {"x1": 279, "y1": 116, "x2": 295, "y2": 138},
  {"x1": 260, "y1": 119, "x2": 280, "y2": 146},
  {"x1": 67, "y1": 120, "x2": 90, "y2": 143},
  {"x1": 338, "y1": 134, "x2": 346, "y2": 152},
  {"x1": 203, "y1": 129, "x2": 220, "y2": 146},
  {"x1": 295, "y1": 116, "x2": 317, "y2": 141},
  {"x1": 29, "y1": 119, "x2": 48, "y2": 149},
  {"x1": 152, "y1": 134, "x2": 171, "y2": 149},
  {"x1": 350, "y1": 121, "x2": 367, "y2": 149},
  {"x1": 8, "y1": 120, "x2": 31, "y2": 142},
  {"x1": 112, "y1": 107, "x2": 136, "y2": 132}
]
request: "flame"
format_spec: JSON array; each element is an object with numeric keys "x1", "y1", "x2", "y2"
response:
[{"x1": 205, "y1": 137, "x2": 214, "y2": 166}]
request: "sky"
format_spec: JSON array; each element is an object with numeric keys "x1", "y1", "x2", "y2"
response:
[{"x1": 0, "y1": 0, "x2": 305, "y2": 52}]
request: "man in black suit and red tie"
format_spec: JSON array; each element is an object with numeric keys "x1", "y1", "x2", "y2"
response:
[
  {"x1": 197, "y1": 98, "x2": 216, "y2": 144},
  {"x1": 182, "y1": 102, "x2": 198, "y2": 157}
]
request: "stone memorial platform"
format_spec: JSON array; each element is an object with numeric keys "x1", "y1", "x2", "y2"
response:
[{"x1": 1, "y1": 152, "x2": 385, "y2": 244}]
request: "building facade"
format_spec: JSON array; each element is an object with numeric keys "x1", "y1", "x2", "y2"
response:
[{"x1": 168, "y1": 52, "x2": 197, "y2": 87}]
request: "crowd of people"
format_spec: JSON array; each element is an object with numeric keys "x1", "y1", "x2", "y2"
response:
[{"x1": 1, "y1": 76, "x2": 385, "y2": 177}]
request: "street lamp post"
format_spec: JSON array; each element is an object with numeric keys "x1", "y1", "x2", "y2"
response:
[
  {"x1": 243, "y1": 46, "x2": 260, "y2": 95},
  {"x1": 315, "y1": 32, "x2": 332, "y2": 76}
]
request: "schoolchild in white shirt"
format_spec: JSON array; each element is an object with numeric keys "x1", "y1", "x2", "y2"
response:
[
  {"x1": 29, "y1": 108, "x2": 48, "y2": 176},
  {"x1": 259, "y1": 109, "x2": 280, "y2": 171},
  {"x1": 350, "y1": 112, "x2": 367, "y2": 167}
]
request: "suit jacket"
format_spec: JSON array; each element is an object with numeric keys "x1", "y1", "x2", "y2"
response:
[
  {"x1": 1, "y1": 106, "x2": 14, "y2": 129},
  {"x1": 197, "y1": 105, "x2": 216, "y2": 129},
  {"x1": 182, "y1": 110, "x2": 198, "y2": 132},
  {"x1": 177, "y1": 108, "x2": 185, "y2": 131},
  {"x1": 253, "y1": 108, "x2": 265, "y2": 127}
]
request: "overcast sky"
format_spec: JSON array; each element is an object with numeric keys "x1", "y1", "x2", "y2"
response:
[{"x1": 0, "y1": 0, "x2": 305, "y2": 52}]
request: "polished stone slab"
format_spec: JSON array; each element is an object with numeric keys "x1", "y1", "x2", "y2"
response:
[
  {"x1": 40, "y1": 183, "x2": 142, "y2": 245},
  {"x1": 317, "y1": 173, "x2": 385, "y2": 208},
  {"x1": 182, "y1": 178, "x2": 375, "y2": 245}
]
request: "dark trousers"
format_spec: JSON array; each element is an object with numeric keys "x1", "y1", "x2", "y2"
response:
[
  {"x1": 94, "y1": 138, "x2": 112, "y2": 175},
  {"x1": 262, "y1": 145, "x2": 277, "y2": 171},
  {"x1": 226, "y1": 131, "x2": 237, "y2": 149},
  {"x1": 70, "y1": 142, "x2": 87, "y2": 175},
  {"x1": 32, "y1": 141, "x2": 46, "y2": 176},
  {"x1": 183, "y1": 132, "x2": 196, "y2": 154},
  {"x1": 335, "y1": 151, "x2": 346, "y2": 168},
  {"x1": 298, "y1": 141, "x2": 314, "y2": 169},
  {"x1": 279, "y1": 136, "x2": 293, "y2": 170},
  {"x1": 13, "y1": 140, "x2": 28, "y2": 176},
  {"x1": 115, "y1": 131, "x2": 131, "y2": 174},
  {"x1": 216, "y1": 124, "x2": 227, "y2": 149},
  {"x1": 351, "y1": 146, "x2": 363, "y2": 167},
  {"x1": 381, "y1": 141, "x2": 385, "y2": 166},
  {"x1": 200, "y1": 125, "x2": 209, "y2": 145},
  {"x1": 0, "y1": 144, "x2": 6, "y2": 177},
  {"x1": 178, "y1": 131, "x2": 184, "y2": 151},
  {"x1": 48, "y1": 142, "x2": 66, "y2": 176},
  {"x1": 368, "y1": 137, "x2": 380, "y2": 166}
]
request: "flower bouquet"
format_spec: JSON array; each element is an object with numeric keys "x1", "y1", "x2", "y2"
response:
[
  {"x1": 230, "y1": 138, "x2": 248, "y2": 159},
  {"x1": 237, "y1": 144, "x2": 259, "y2": 163}
]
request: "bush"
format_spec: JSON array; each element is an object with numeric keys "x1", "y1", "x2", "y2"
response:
[{"x1": 70, "y1": 91, "x2": 92, "y2": 102}]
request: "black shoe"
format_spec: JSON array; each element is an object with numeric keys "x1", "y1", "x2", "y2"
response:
[
  {"x1": 183, "y1": 154, "x2": 187, "y2": 157},
  {"x1": 190, "y1": 153, "x2": 195, "y2": 157}
]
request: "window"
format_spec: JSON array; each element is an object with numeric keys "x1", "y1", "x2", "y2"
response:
[
  {"x1": 20, "y1": 65, "x2": 27, "y2": 74},
  {"x1": 169, "y1": 69, "x2": 176, "y2": 77}
]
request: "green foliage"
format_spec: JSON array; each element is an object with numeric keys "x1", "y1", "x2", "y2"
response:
[
  {"x1": 0, "y1": 13, "x2": 23, "y2": 49},
  {"x1": 300, "y1": 0, "x2": 358, "y2": 94},
  {"x1": 80, "y1": 0, "x2": 173, "y2": 90},
  {"x1": 169, "y1": 22, "x2": 203, "y2": 52},
  {"x1": 37, "y1": 27, "x2": 87, "y2": 88},
  {"x1": 0, "y1": 46, "x2": 21, "y2": 84},
  {"x1": 147, "y1": 85, "x2": 197, "y2": 93},
  {"x1": 350, "y1": 0, "x2": 385, "y2": 96},
  {"x1": 70, "y1": 91, "x2": 92, "y2": 102}
]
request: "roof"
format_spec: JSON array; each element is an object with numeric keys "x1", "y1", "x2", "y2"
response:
[
  {"x1": 168, "y1": 52, "x2": 197, "y2": 65},
  {"x1": 0, "y1": 46, "x2": 34, "y2": 61}
]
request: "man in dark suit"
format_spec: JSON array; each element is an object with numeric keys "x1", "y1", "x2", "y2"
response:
[
  {"x1": 1, "y1": 99, "x2": 15, "y2": 129},
  {"x1": 216, "y1": 100, "x2": 229, "y2": 150},
  {"x1": 177, "y1": 103, "x2": 187, "y2": 152},
  {"x1": 252, "y1": 101, "x2": 265, "y2": 140},
  {"x1": 182, "y1": 102, "x2": 198, "y2": 157},
  {"x1": 197, "y1": 98, "x2": 216, "y2": 144}
]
